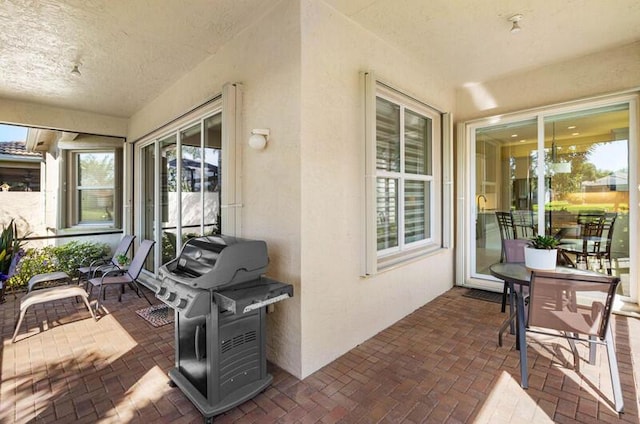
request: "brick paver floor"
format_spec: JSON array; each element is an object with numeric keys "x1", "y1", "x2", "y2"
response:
[{"x1": 1, "y1": 285, "x2": 638, "y2": 423}]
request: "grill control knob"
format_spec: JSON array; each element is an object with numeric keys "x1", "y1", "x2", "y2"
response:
[
  {"x1": 177, "y1": 298, "x2": 188, "y2": 309},
  {"x1": 167, "y1": 292, "x2": 177, "y2": 302}
]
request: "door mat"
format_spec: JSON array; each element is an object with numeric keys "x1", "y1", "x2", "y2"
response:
[
  {"x1": 462, "y1": 289, "x2": 503, "y2": 304},
  {"x1": 135, "y1": 304, "x2": 174, "y2": 327}
]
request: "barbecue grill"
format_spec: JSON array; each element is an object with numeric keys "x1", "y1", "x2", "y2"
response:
[{"x1": 156, "y1": 235, "x2": 293, "y2": 424}]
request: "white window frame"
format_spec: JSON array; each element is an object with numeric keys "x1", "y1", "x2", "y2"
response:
[
  {"x1": 363, "y1": 73, "x2": 444, "y2": 275},
  {"x1": 456, "y1": 91, "x2": 638, "y2": 304},
  {"x1": 133, "y1": 83, "x2": 242, "y2": 277},
  {"x1": 63, "y1": 147, "x2": 123, "y2": 228},
  {"x1": 74, "y1": 150, "x2": 116, "y2": 225}
]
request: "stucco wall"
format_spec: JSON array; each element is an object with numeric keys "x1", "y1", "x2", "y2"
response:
[
  {"x1": 455, "y1": 41, "x2": 640, "y2": 122},
  {"x1": 298, "y1": 0, "x2": 456, "y2": 377},
  {"x1": 0, "y1": 98, "x2": 128, "y2": 137},
  {"x1": 127, "y1": 0, "x2": 303, "y2": 377}
]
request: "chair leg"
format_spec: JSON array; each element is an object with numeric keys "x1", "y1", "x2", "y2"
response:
[
  {"x1": 517, "y1": 293, "x2": 528, "y2": 388},
  {"x1": 132, "y1": 281, "x2": 153, "y2": 305},
  {"x1": 80, "y1": 295, "x2": 97, "y2": 321},
  {"x1": 12, "y1": 309, "x2": 28, "y2": 343},
  {"x1": 566, "y1": 334, "x2": 581, "y2": 371},
  {"x1": 95, "y1": 285, "x2": 105, "y2": 313},
  {"x1": 605, "y1": 323, "x2": 624, "y2": 413},
  {"x1": 501, "y1": 281, "x2": 508, "y2": 313},
  {"x1": 497, "y1": 311, "x2": 516, "y2": 347}
]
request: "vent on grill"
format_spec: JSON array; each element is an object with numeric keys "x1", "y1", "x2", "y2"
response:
[{"x1": 221, "y1": 330, "x2": 257, "y2": 354}]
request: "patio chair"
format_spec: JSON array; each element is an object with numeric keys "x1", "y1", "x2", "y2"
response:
[
  {"x1": 519, "y1": 270, "x2": 623, "y2": 413},
  {"x1": 595, "y1": 212, "x2": 617, "y2": 274},
  {"x1": 77, "y1": 234, "x2": 136, "y2": 287},
  {"x1": 498, "y1": 238, "x2": 530, "y2": 343},
  {"x1": 560, "y1": 213, "x2": 605, "y2": 269},
  {"x1": 510, "y1": 209, "x2": 536, "y2": 239},
  {"x1": 495, "y1": 211, "x2": 515, "y2": 265},
  {"x1": 87, "y1": 239, "x2": 155, "y2": 313},
  {"x1": 12, "y1": 285, "x2": 96, "y2": 342}
]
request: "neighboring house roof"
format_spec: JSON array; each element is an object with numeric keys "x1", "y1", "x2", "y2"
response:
[
  {"x1": 0, "y1": 141, "x2": 43, "y2": 161},
  {"x1": 582, "y1": 172, "x2": 629, "y2": 191}
]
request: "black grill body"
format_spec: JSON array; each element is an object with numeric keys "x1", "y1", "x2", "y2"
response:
[{"x1": 156, "y1": 235, "x2": 293, "y2": 423}]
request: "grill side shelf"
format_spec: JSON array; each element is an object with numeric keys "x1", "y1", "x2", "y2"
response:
[{"x1": 214, "y1": 280, "x2": 293, "y2": 315}]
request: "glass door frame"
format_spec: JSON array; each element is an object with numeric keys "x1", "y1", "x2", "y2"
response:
[
  {"x1": 456, "y1": 92, "x2": 639, "y2": 303},
  {"x1": 133, "y1": 83, "x2": 243, "y2": 280}
]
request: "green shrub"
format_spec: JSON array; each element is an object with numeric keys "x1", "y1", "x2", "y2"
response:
[{"x1": 7, "y1": 241, "x2": 110, "y2": 290}]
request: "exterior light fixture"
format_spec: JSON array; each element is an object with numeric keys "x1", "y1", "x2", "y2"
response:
[
  {"x1": 249, "y1": 129, "x2": 269, "y2": 150},
  {"x1": 509, "y1": 14, "x2": 523, "y2": 33}
]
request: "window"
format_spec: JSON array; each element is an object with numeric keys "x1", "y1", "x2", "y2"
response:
[
  {"x1": 64, "y1": 148, "x2": 122, "y2": 227},
  {"x1": 135, "y1": 83, "x2": 241, "y2": 276},
  {"x1": 364, "y1": 75, "x2": 442, "y2": 274},
  {"x1": 76, "y1": 152, "x2": 115, "y2": 223}
]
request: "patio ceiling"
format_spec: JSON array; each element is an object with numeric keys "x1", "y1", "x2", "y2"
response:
[{"x1": 0, "y1": 0, "x2": 639, "y2": 119}]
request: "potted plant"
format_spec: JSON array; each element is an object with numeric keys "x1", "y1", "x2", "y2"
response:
[
  {"x1": 115, "y1": 253, "x2": 131, "y2": 267},
  {"x1": 524, "y1": 234, "x2": 559, "y2": 270}
]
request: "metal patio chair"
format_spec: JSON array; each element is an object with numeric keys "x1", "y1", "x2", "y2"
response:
[
  {"x1": 87, "y1": 239, "x2": 154, "y2": 313},
  {"x1": 77, "y1": 234, "x2": 136, "y2": 287},
  {"x1": 519, "y1": 270, "x2": 623, "y2": 413}
]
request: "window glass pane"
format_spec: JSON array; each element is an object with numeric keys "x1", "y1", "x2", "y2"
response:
[
  {"x1": 142, "y1": 144, "x2": 155, "y2": 272},
  {"x1": 204, "y1": 114, "x2": 222, "y2": 235},
  {"x1": 376, "y1": 97, "x2": 400, "y2": 172},
  {"x1": 77, "y1": 152, "x2": 115, "y2": 223},
  {"x1": 404, "y1": 109, "x2": 432, "y2": 175},
  {"x1": 78, "y1": 153, "x2": 114, "y2": 187},
  {"x1": 181, "y1": 124, "x2": 202, "y2": 244},
  {"x1": 160, "y1": 134, "x2": 178, "y2": 264},
  {"x1": 405, "y1": 180, "x2": 429, "y2": 243},
  {"x1": 79, "y1": 189, "x2": 114, "y2": 222},
  {"x1": 377, "y1": 177, "x2": 398, "y2": 250}
]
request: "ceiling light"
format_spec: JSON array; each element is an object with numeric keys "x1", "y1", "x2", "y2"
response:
[
  {"x1": 508, "y1": 14, "x2": 523, "y2": 33},
  {"x1": 511, "y1": 134, "x2": 518, "y2": 138},
  {"x1": 567, "y1": 125, "x2": 576, "y2": 129},
  {"x1": 572, "y1": 132, "x2": 580, "y2": 136},
  {"x1": 71, "y1": 64, "x2": 81, "y2": 76}
]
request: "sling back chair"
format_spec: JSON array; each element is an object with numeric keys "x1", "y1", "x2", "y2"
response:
[
  {"x1": 87, "y1": 239, "x2": 154, "y2": 313},
  {"x1": 519, "y1": 270, "x2": 623, "y2": 413},
  {"x1": 78, "y1": 234, "x2": 136, "y2": 287}
]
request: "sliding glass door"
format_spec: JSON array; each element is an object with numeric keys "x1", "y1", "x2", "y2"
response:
[
  {"x1": 139, "y1": 112, "x2": 222, "y2": 274},
  {"x1": 467, "y1": 98, "x2": 635, "y2": 299}
]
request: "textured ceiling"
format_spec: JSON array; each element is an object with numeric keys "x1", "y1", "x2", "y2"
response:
[
  {"x1": 0, "y1": 0, "x2": 274, "y2": 118},
  {"x1": 0, "y1": 0, "x2": 639, "y2": 119},
  {"x1": 325, "y1": 0, "x2": 640, "y2": 85}
]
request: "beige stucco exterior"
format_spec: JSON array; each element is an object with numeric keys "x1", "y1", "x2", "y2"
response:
[{"x1": 1, "y1": 0, "x2": 639, "y2": 381}]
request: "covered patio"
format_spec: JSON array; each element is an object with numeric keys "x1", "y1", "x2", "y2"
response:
[{"x1": 1, "y1": 286, "x2": 637, "y2": 423}]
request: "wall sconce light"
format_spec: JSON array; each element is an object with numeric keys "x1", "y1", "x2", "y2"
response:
[{"x1": 249, "y1": 129, "x2": 269, "y2": 150}]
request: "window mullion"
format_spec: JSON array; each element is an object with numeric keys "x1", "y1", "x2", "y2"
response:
[{"x1": 398, "y1": 106, "x2": 406, "y2": 251}]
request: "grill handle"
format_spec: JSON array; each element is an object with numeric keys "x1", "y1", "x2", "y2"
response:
[{"x1": 195, "y1": 324, "x2": 205, "y2": 361}]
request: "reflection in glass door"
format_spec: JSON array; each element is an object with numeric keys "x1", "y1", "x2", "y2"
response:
[
  {"x1": 203, "y1": 114, "x2": 222, "y2": 235},
  {"x1": 544, "y1": 104, "x2": 630, "y2": 296},
  {"x1": 142, "y1": 143, "x2": 155, "y2": 272},
  {"x1": 471, "y1": 102, "x2": 632, "y2": 298},
  {"x1": 474, "y1": 119, "x2": 537, "y2": 276},
  {"x1": 138, "y1": 111, "x2": 223, "y2": 275},
  {"x1": 180, "y1": 124, "x2": 202, "y2": 245},
  {"x1": 160, "y1": 134, "x2": 178, "y2": 264}
]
